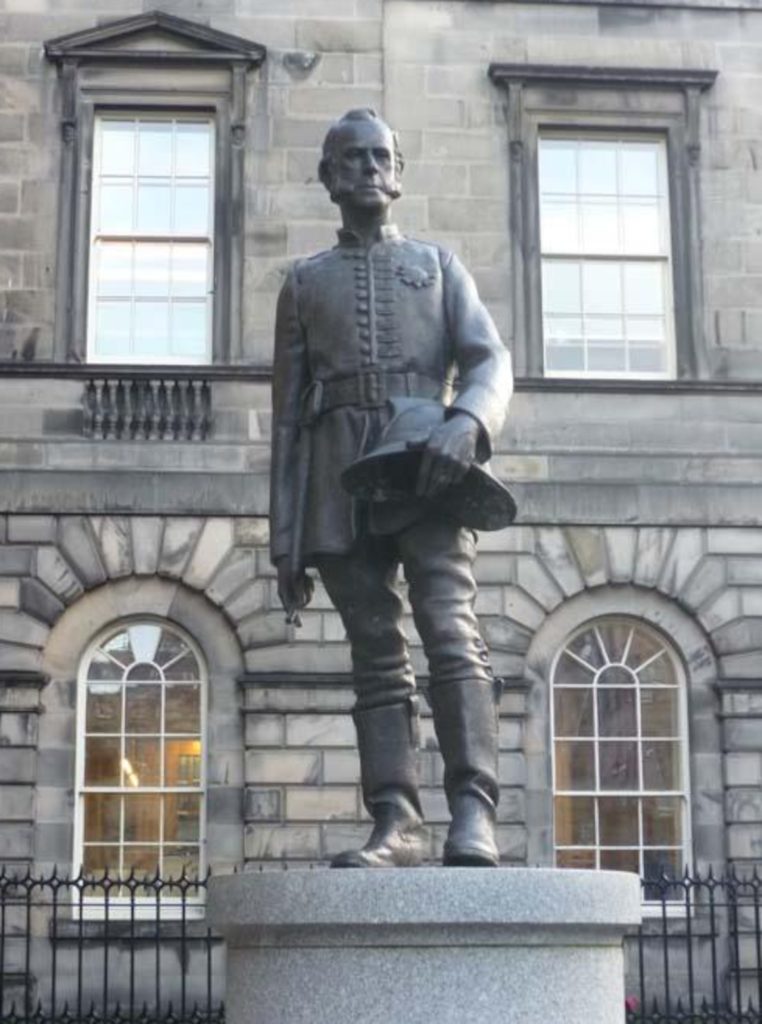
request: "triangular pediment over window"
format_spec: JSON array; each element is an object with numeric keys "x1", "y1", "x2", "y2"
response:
[{"x1": 44, "y1": 9, "x2": 266, "y2": 66}]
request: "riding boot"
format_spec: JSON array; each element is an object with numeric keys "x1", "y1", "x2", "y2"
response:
[
  {"x1": 330, "y1": 697, "x2": 426, "y2": 868},
  {"x1": 429, "y1": 678, "x2": 500, "y2": 867}
]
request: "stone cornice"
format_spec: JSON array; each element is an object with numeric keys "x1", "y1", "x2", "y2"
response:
[{"x1": 489, "y1": 63, "x2": 718, "y2": 91}]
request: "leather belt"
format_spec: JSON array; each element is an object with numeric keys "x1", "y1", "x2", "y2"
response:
[{"x1": 301, "y1": 369, "x2": 443, "y2": 423}]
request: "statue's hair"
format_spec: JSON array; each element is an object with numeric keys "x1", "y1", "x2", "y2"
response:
[{"x1": 318, "y1": 108, "x2": 404, "y2": 198}]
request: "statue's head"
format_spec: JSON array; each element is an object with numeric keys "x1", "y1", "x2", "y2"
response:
[{"x1": 318, "y1": 108, "x2": 404, "y2": 209}]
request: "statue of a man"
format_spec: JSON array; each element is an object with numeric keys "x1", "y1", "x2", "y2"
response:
[{"x1": 270, "y1": 108, "x2": 513, "y2": 868}]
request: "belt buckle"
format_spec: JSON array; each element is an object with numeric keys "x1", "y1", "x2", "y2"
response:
[{"x1": 360, "y1": 370, "x2": 384, "y2": 407}]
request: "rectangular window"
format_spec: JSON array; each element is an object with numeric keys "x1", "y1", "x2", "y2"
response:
[
  {"x1": 88, "y1": 115, "x2": 214, "y2": 364},
  {"x1": 539, "y1": 135, "x2": 675, "y2": 379}
]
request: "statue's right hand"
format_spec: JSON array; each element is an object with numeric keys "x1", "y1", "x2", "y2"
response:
[{"x1": 276, "y1": 559, "x2": 315, "y2": 626}]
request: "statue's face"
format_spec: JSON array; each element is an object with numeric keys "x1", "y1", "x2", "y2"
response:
[{"x1": 327, "y1": 119, "x2": 399, "y2": 211}]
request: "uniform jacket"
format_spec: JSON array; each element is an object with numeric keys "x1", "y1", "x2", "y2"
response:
[{"x1": 270, "y1": 225, "x2": 513, "y2": 566}]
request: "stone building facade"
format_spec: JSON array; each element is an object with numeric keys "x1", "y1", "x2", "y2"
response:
[{"x1": 0, "y1": 0, "x2": 760, "y2": 905}]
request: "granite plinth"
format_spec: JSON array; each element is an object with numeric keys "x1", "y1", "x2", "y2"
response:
[{"x1": 208, "y1": 867, "x2": 641, "y2": 1024}]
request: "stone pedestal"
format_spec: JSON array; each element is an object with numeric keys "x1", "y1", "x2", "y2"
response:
[{"x1": 208, "y1": 868, "x2": 641, "y2": 1024}]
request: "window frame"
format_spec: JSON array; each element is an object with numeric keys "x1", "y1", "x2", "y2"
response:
[
  {"x1": 549, "y1": 615, "x2": 692, "y2": 890},
  {"x1": 538, "y1": 131, "x2": 676, "y2": 381},
  {"x1": 87, "y1": 111, "x2": 217, "y2": 365},
  {"x1": 45, "y1": 11, "x2": 265, "y2": 366},
  {"x1": 488, "y1": 64, "x2": 717, "y2": 382},
  {"x1": 72, "y1": 617, "x2": 208, "y2": 919}
]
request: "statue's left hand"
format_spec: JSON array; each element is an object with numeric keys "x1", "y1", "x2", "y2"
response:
[{"x1": 416, "y1": 412, "x2": 480, "y2": 498}]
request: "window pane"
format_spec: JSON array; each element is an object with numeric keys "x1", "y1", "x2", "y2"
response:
[
  {"x1": 620, "y1": 145, "x2": 660, "y2": 197},
  {"x1": 557, "y1": 849, "x2": 596, "y2": 869},
  {"x1": 597, "y1": 618, "x2": 633, "y2": 663},
  {"x1": 94, "y1": 301, "x2": 131, "y2": 358},
  {"x1": 164, "y1": 651, "x2": 202, "y2": 681},
  {"x1": 128, "y1": 624, "x2": 162, "y2": 663},
  {"x1": 600, "y1": 849, "x2": 639, "y2": 873},
  {"x1": 85, "y1": 737, "x2": 121, "y2": 786},
  {"x1": 123, "y1": 737, "x2": 161, "y2": 787},
  {"x1": 134, "y1": 301, "x2": 170, "y2": 358},
  {"x1": 124, "y1": 793, "x2": 161, "y2": 842},
  {"x1": 154, "y1": 630, "x2": 189, "y2": 667},
  {"x1": 588, "y1": 344, "x2": 625, "y2": 373},
  {"x1": 99, "y1": 184, "x2": 133, "y2": 234},
  {"x1": 598, "y1": 665, "x2": 635, "y2": 687},
  {"x1": 555, "y1": 795, "x2": 595, "y2": 845},
  {"x1": 628, "y1": 317, "x2": 664, "y2": 342},
  {"x1": 554, "y1": 689, "x2": 594, "y2": 737},
  {"x1": 641, "y1": 689, "x2": 679, "y2": 737},
  {"x1": 555, "y1": 740, "x2": 595, "y2": 790},
  {"x1": 172, "y1": 303, "x2": 208, "y2": 357},
  {"x1": 643, "y1": 796, "x2": 682, "y2": 846},
  {"x1": 579, "y1": 144, "x2": 617, "y2": 196},
  {"x1": 84, "y1": 793, "x2": 121, "y2": 843},
  {"x1": 103, "y1": 631, "x2": 133, "y2": 665},
  {"x1": 598, "y1": 690, "x2": 637, "y2": 738},
  {"x1": 176, "y1": 123, "x2": 211, "y2": 177},
  {"x1": 630, "y1": 345, "x2": 665, "y2": 374},
  {"x1": 137, "y1": 184, "x2": 172, "y2": 234},
  {"x1": 599, "y1": 741, "x2": 638, "y2": 790},
  {"x1": 627, "y1": 629, "x2": 666, "y2": 670},
  {"x1": 545, "y1": 344, "x2": 585, "y2": 373},
  {"x1": 637, "y1": 652, "x2": 677, "y2": 686},
  {"x1": 174, "y1": 185, "x2": 211, "y2": 236},
  {"x1": 542, "y1": 262, "x2": 580, "y2": 314},
  {"x1": 599, "y1": 796, "x2": 639, "y2": 845},
  {"x1": 567, "y1": 629, "x2": 605, "y2": 670},
  {"x1": 83, "y1": 844, "x2": 120, "y2": 875},
  {"x1": 123, "y1": 845, "x2": 160, "y2": 878},
  {"x1": 624, "y1": 263, "x2": 663, "y2": 315},
  {"x1": 622, "y1": 202, "x2": 661, "y2": 255},
  {"x1": 583, "y1": 263, "x2": 621, "y2": 315},
  {"x1": 163, "y1": 845, "x2": 200, "y2": 880},
  {"x1": 642, "y1": 741, "x2": 681, "y2": 789},
  {"x1": 643, "y1": 848, "x2": 681, "y2": 884},
  {"x1": 96, "y1": 244, "x2": 132, "y2": 297},
  {"x1": 137, "y1": 122, "x2": 173, "y2": 177},
  {"x1": 164, "y1": 793, "x2": 201, "y2": 843},
  {"x1": 88, "y1": 650, "x2": 125, "y2": 681},
  {"x1": 541, "y1": 200, "x2": 579, "y2": 252},
  {"x1": 165, "y1": 685, "x2": 201, "y2": 733},
  {"x1": 125, "y1": 662, "x2": 162, "y2": 682},
  {"x1": 581, "y1": 203, "x2": 618, "y2": 253},
  {"x1": 172, "y1": 245, "x2": 208, "y2": 298},
  {"x1": 125, "y1": 685, "x2": 161, "y2": 733},
  {"x1": 539, "y1": 142, "x2": 577, "y2": 195},
  {"x1": 165, "y1": 739, "x2": 201, "y2": 787},
  {"x1": 585, "y1": 316, "x2": 623, "y2": 341},
  {"x1": 134, "y1": 244, "x2": 170, "y2": 298},
  {"x1": 100, "y1": 121, "x2": 135, "y2": 176},
  {"x1": 86, "y1": 684, "x2": 122, "y2": 733}
]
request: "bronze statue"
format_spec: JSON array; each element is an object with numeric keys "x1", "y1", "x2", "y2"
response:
[{"x1": 270, "y1": 109, "x2": 514, "y2": 867}]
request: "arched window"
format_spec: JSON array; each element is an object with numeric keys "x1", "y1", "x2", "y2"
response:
[
  {"x1": 551, "y1": 616, "x2": 690, "y2": 880},
  {"x1": 75, "y1": 620, "x2": 206, "y2": 883}
]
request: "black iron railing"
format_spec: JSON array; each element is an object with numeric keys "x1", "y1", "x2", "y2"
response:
[
  {"x1": 2, "y1": 866, "x2": 761, "y2": 1024},
  {"x1": 626, "y1": 870, "x2": 762, "y2": 1024},
  {"x1": 0, "y1": 868, "x2": 223, "y2": 1024}
]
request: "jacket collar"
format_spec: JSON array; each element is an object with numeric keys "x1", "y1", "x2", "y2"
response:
[{"x1": 336, "y1": 224, "x2": 401, "y2": 247}]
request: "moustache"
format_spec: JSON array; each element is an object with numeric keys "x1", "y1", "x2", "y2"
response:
[{"x1": 331, "y1": 180, "x2": 401, "y2": 201}]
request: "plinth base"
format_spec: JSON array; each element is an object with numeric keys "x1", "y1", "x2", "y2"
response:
[{"x1": 208, "y1": 868, "x2": 641, "y2": 1024}]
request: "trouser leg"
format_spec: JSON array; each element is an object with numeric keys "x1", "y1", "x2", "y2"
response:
[
  {"x1": 316, "y1": 539, "x2": 424, "y2": 867},
  {"x1": 399, "y1": 519, "x2": 500, "y2": 866}
]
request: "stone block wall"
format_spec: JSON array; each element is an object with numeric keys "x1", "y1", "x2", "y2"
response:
[
  {"x1": 0, "y1": 0, "x2": 762, "y2": 373},
  {"x1": 0, "y1": 513, "x2": 756, "y2": 875},
  {"x1": 240, "y1": 678, "x2": 527, "y2": 865}
]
